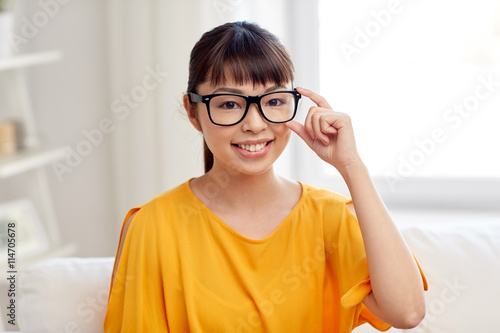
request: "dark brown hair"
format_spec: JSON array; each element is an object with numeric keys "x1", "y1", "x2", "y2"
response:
[{"x1": 187, "y1": 21, "x2": 295, "y2": 173}]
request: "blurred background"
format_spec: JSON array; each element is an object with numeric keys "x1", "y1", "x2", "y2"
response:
[{"x1": 0, "y1": 0, "x2": 499, "y2": 263}]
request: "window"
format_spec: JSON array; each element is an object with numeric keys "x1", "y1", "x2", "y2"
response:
[
  {"x1": 307, "y1": 0, "x2": 500, "y2": 208},
  {"x1": 318, "y1": 0, "x2": 500, "y2": 179}
]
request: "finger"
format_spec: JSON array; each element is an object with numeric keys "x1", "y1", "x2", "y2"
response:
[
  {"x1": 321, "y1": 116, "x2": 339, "y2": 135},
  {"x1": 303, "y1": 106, "x2": 315, "y2": 138},
  {"x1": 303, "y1": 106, "x2": 328, "y2": 139},
  {"x1": 296, "y1": 87, "x2": 333, "y2": 109},
  {"x1": 285, "y1": 120, "x2": 314, "y2": 148},
  {"x1": 311, "y1": 113, "x2": 330, "y2": 145}
]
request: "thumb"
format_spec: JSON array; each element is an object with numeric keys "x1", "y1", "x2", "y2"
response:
[{"x1": 286, "y1": 120, "x2": 314, "y2": 148}]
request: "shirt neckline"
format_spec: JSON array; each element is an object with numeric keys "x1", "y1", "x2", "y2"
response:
[{"x1": 184, "y1": 178, "x2": 306, "y2": 244}]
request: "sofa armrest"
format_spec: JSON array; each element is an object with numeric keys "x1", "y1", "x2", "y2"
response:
[{"x1": 18, "y1": 257, "x2": 114, "y2": 333}]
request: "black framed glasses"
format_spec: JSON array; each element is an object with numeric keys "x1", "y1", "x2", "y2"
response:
[{"x1": 189, "y1": 89, "x2": 301, "y2": 126}]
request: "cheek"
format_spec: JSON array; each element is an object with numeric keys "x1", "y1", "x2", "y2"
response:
[
  {"x1": 199, "y1": 122, "x2": 234, "y2": 151},
  {"x1": 284, "y1": 127, "x2": 292, "y2": 141},
  {"x1": 277, "y1": 125, "x2": 292, "y2": 144},
  {"x1": 196, "y1": 111, "x2": 215, "y2": 139}
]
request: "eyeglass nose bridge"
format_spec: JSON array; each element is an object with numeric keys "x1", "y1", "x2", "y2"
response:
[
  {"x1": 244, "y1": 95, "x2": 266, "y2": 115},
  {"x1": 246, "y1": 94, "x2": 283, "y2": 126}
]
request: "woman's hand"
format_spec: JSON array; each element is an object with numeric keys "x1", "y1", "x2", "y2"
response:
[{"x1": 285, "y1": 87, "x2": 363, "y2": 174}]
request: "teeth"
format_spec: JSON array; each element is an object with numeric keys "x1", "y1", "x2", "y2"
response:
[{"x1": 238, "y1": 142, "x2": 267, "y2": 152}]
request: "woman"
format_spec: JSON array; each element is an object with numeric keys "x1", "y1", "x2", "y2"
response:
[{"x1": 104, "y1": 21, "x2": 427, "y2": 332}]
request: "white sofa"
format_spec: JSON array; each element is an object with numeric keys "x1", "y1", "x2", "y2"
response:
[
  {"x1": 17, "y1": 257, "x2": 113, "y2": 333},
  {"x1": 15, "y1": 219, "x2": 500, "y2": 333}
]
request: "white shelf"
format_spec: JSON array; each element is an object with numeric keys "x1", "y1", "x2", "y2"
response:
[
  {"x1": 0, "y1": 50, "x2": 63, "y2": 71},
  {"x1": 0, "y1": 146, "x2": 66, "y2": 178},
  {"x1": 0, "y1": 48, "x2": 72, "y2": 329}
]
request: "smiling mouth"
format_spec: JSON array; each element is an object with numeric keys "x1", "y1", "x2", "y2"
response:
[{"x1": 233, "y1": 141, "x2": 271, "y2": 152}]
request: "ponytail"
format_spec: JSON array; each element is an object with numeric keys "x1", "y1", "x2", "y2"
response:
[{"x1": 203, "y1": 139, "x2": 214, "y2": 173}]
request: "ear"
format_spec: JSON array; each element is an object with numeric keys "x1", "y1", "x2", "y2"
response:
[{"x1": 183, "y1": 94, "x2": 202, "y2": 132}]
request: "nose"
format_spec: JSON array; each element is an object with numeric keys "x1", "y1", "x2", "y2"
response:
[{"x1": 241, "y1": 102, "x2": 267, "y2": 133}]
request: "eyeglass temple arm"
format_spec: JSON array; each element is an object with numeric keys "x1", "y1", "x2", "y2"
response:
[{"x1": 189, "y1": 92, "x2": 203, "y2": 103}]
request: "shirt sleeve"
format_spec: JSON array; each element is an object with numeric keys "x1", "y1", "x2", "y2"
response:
[
  {"x1": 103, "y1": 207, "x2": 170, "y2": 332},
  {"x1": 341, "y1": 254, "x2": 428, "y2": 330},
  {"x1": 323, "y1": 196, "x2": 427, "y2": 332}
]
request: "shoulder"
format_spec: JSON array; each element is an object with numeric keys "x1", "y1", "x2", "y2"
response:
[
  {"x1": 298, "y1": 182, "x2": 358, "y2": 231},
  {"x1": 144, "y1": 180, "x2": 193, "y2": 209},
  {"x1": 133, "y1": 180, "x2": 195, "y2": 220},
  {"x1": 112, "y1": 180, "x2": 194, "y2": 281},
  {"x1": 300, "y1": 182, "x2": 352, "y2": 207},
  {"x1": 115, "y1": 180, "x2": 196, "y2": 242}
]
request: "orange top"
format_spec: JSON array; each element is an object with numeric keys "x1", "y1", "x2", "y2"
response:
[{"x1": 104, "y1": 180, "x2": 427, "y2": 332}]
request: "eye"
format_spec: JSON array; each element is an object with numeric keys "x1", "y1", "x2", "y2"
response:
[
  {"x1": 266, "y1": 98, "x2": 284, "y2": 107},
  {"x1": 219, "y1": 101, "x2": 240, "y2": 109}
]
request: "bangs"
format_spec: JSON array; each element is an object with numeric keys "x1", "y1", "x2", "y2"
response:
[{"x1": 205, "y1": 25, "x2": 294, "y2": 88}]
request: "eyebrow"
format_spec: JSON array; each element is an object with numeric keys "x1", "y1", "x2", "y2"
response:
[{"x1": 212, "y1": 84, "x2": 288, "y2": 95}]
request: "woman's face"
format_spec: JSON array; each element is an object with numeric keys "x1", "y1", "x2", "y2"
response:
[{"x1": 189, "y1": 80, "x2": 293, "y2": 176}]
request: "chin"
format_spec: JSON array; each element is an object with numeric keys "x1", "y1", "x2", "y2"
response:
[
  {"x1": 216, "y1": 159, "x2": 275, "y2": 178},
  {"x1": 231, "y1": 164, "x2": 274, "y2": 177}
]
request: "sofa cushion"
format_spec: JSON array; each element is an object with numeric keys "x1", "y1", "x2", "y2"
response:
[
  {"x1": 400, "y1": 222, "x2": 500, "y2": 332},
  {"x1": 354, "y1": 221, "x2": 500, "y2": 333},
  {"x1": 18, "y1": 257, "x2": 114, "y2": 333}
]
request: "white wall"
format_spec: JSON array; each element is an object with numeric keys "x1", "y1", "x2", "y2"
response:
[
  {"x1": 10, "y1": 0, "x2": 498, "y2": 261},
  {"x1": 13, "y1": 0, "x2": 116, "y2": 257}
]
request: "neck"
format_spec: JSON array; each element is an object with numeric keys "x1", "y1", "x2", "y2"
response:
[{"x1": 195, "y1": 165, "x2": 285, "y2": 210}]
